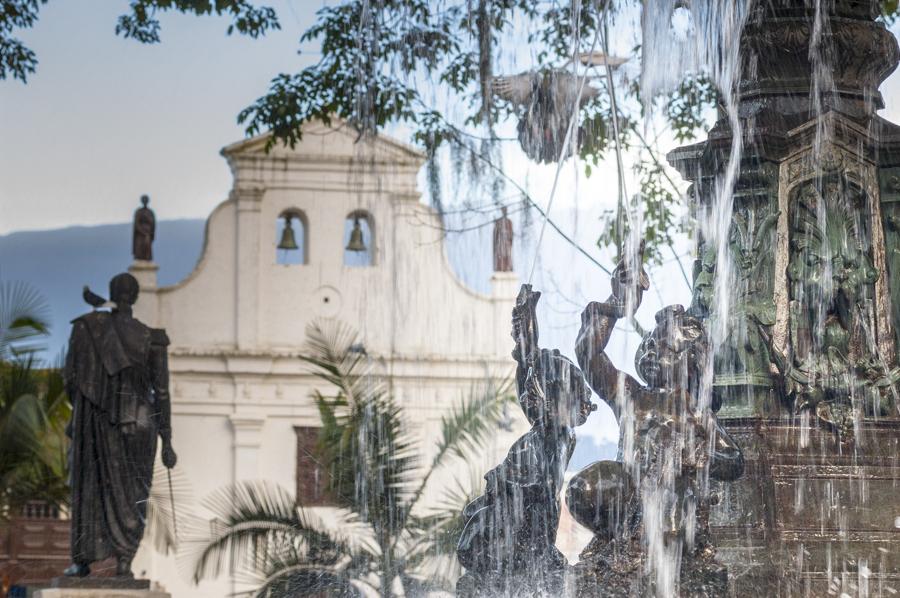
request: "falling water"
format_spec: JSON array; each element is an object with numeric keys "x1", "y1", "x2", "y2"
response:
[{"x1": 640, "y1": 1, "x2": 750, "y2": 594}]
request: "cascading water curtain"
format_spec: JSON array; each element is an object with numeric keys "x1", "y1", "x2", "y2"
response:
[{"x1": 640, "y1": 1, "x2": 751, "y2": 593}]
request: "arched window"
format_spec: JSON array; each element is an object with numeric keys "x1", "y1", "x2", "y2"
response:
[
  {"x1": 343, "y1": 210, "x2": 374, "y2": 267},
  {"x1": 276, "y1": 210, "x2": 307, "y2": 265}
]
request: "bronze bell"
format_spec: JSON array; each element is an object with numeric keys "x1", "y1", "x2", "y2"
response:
[
  {"x1": 278, "y1": 216, "x2": 299, "y2": 251},
  {"x1": 346, "y1": 218, "x2": 367, "y2": 252}
]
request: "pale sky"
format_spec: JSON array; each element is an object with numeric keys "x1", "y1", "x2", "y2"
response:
[
  {"x1": 0, "y1": 1, "x2": 318, "y2": 234},
  {"x1": 6, "y1": 3, "x2": 900, "y2": 448}
]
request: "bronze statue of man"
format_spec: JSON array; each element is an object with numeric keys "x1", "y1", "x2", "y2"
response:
[
  {"x1": 132, "y1": 195, "x2": 155, "y2": 261},
  {"x1": 63, "y1": 273, "x2": 177, "y2": 578}
]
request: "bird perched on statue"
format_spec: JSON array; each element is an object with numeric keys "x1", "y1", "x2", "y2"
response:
[
  {"x1": 491, "y1": 53, "x2": 628, "y2": 163},
  {"x1": 82, "y1": 286, "x2": 113, "y2": 309}
]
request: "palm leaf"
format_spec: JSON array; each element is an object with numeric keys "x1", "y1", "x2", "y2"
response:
[
  {"x1": 186, "y1": 481, "x2": 369, "y2": 584},
  {"x1": 403, "y1": 469, "x2": 484, "y2": 588},
  {"x1": 0, "y1": 280, "x2": 50, "y2": 359},
  {"x1": 254, "y1": 568, "x2": 363, "y2": 598},
  {"x1": 302, "y1": 321, "x2": 420, "y2": 535},
  {"x1": 396, "y1": 376, "x2": 514, "y2": 539},
  {"x1": 0, "y1": 389, "x2": 69, "y2": 518},
  {"x1": 237, "y1": 542, "x2": 370, "y2": 598},
  {"x1": 300, "y1": 319, "x2": 385, "y2": 409},
  {"x1": 145, "y1": 461, "x2": 194, "y2": 554}
]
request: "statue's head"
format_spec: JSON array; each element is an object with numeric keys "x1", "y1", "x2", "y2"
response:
[
  {"x1": 635, "y1": 305, "x2": 707, "y2": 390},
  {"x1": 140, "y1": 194, "x2": 150, "y2": 208},
  {"x1": 521, "y1": 349, "x2": 594, "y2": 428},
  {"x1": 109, "y1": 273, "x2": 140, "y2": 307}
]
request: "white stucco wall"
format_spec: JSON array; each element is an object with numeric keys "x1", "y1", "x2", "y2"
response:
[{"x1": 128, "y1": 120, "x2": 525, "y2": 597}]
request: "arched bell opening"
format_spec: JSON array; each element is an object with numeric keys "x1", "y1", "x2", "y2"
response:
[
  {"x1": 276, "y1": 209, "x2": 308, "y2": 265},
  {"x1": 344, "y1": 210, "x2": 374, "y2": 267}
]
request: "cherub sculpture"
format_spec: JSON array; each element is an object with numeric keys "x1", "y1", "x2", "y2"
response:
[
  {"x1": 457, "y1": 284, "x2": 595, "y2": 597},
  {"x1": 567, "y1": 251, "x2": 743, "y2": 597}
]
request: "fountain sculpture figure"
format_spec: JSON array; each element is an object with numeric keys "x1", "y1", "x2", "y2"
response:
[
  {"x1": 457, "y1": 284, "x2": 595, "y2": 597},
  {"x1": 569, "y1": 254, "x2": 744, "y2": 597}
]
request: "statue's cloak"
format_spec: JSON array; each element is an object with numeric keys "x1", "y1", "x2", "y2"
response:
[{"x1": 64, "y1": 311, "x2": 168, "y2": 563}]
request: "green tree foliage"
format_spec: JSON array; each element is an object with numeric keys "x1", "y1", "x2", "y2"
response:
[
  {"x1": 115, "y1": 0, "x2": 279, "y2": 43},
  {"x1": 0, "y1": 0, "x2": 278, "y2": 81},
  {"x1": 0, "y1": 280, "x2": 69, "y2": 519},
  {"x1": 188, "y1": 320, "x2": 514, "y2": 597}
]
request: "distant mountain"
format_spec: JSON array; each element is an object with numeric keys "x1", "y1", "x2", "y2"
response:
[{"x1": 0, "y1": 220, "x2": 205, "y2": 360}]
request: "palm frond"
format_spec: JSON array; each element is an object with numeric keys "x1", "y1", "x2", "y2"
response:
[
  {"x1": 0, "y1": 351, "x2": 71, "y2": 519},
  {"x1": 240, "y1": 533, "x2": 375, "y2": 598},
  {"x1": 403, "y1": 469, "x2": 484, "y2": 588},
  {"x1": 145, "y1": 462, "x2": 194, "y2": 554},
  {"x1": 301, "y1": 319, "x2": 386, "y2": 409},
  {"x1": 0, "y1": 280, "x2": 50, "y2": 359},
  {"x1": 186, "y1": 481, "x2": 369, "y2": 584},
  {"x1": 399, "y1": 376, "x2": 514, "y2": 527},
  {"x1": 303, "y1": 320, "x2": 420, "y2": 535},
  {"x1": 251, "y1": 565, "x2": 364, "y2": 598},
  {"x1": 0, "y1": 356, "x2": 39, "y2": 411},
  {"x1": 356, "y1": 394, "x2": 419, "y2": 538},
  {"x1": 0, "y1": 393, "x2": 44, "y2": 462}
]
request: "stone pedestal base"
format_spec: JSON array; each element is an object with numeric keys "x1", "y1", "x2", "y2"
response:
[
  {"x1": 34, "y1": 578, "x2": 169, "y2": 598},
  {"x1": 711, "y1": 417, "x2": 900, "y2": 596}
]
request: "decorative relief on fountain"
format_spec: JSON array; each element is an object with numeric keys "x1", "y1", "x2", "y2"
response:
[
  {"x1": 666, "y1": 2, "x2": 900, "y2": 592},
  {"x1": 880, "y1": 168, "x2": 900, "y2": 354},
  {"x1": 774, "y1": 174, "x2": 897, "y2": 434},
  {"x1": 686, "y1": 161, "x2": 781, "y2": 416}
]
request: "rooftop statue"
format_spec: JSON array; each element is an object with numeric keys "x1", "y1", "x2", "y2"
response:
[
  {"x1": 493, "y1": 206, "x2": 514, "y2": 273},
  {"x1": 133, "y1": 195, "x2": 155, "y2": 262},
  {"x1": 63, "y1": 273, "x2": 177, "y2": 578},
  {"x1": 456, "y1": 284, "x2": 595, "y2": 597},
  {"x1": 568, "y1": 247, "x2": 744, "y2": 596}
]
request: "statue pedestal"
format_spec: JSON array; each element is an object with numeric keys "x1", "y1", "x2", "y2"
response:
[
  {"x1": 712, "y1": 417, "x2": 900, "y2": 596},
  {"x1": 34, "y1": 577, "x2": 170, "y2": 598},
  {"x1": 128, "y1": 260, "x2": 158, "y2": 290}
]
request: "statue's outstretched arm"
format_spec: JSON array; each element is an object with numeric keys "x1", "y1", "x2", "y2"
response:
[
  {"x1": 511, "y1": 284, "x2": 541, "y2": 395},
  {"x1": 575, "y1": 299, "x2": 639, "y2": 419}
]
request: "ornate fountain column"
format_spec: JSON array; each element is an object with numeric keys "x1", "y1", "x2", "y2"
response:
[{"x1": 669, "y1": 1, "x2": 900, "y2": 594}]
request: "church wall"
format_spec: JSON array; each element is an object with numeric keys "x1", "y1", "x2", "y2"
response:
[
  {"x1": 155, "y1": 199, "x2": 238, "y2": 348},
  {"x1": 128, "y1": 121, "x2": 525, "y2": 596}
]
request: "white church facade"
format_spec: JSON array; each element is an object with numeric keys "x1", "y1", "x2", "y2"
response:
[{"x1": 127, "y1": 120, "x2": 524, "y2": 596}]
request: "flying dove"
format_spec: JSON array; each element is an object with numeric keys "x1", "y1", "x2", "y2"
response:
[{"x1": 491, "y1": 59, "x2": 626, "y2": 163}]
